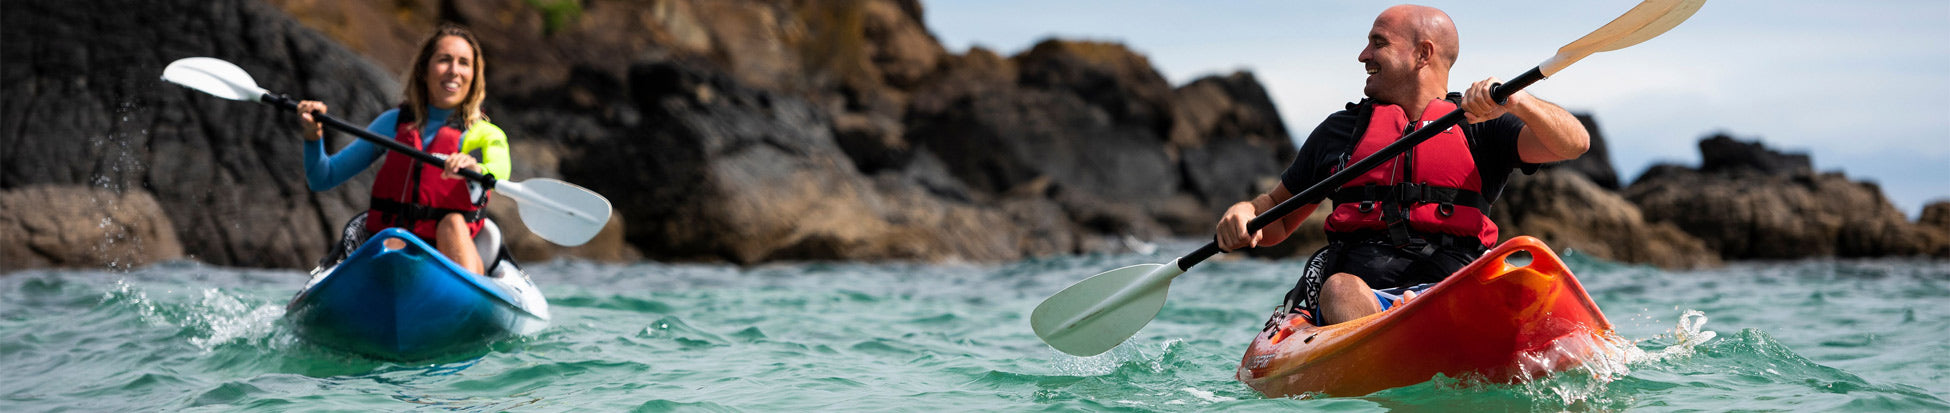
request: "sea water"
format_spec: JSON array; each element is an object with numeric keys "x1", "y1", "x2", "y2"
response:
[{"x1": 3, "y1": 242, "x2": 1946, "y2": 411}]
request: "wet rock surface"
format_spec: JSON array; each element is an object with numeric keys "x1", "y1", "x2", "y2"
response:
[
  {"x1": 3, "y1": 0, "x2": 1936, "y2": 271},
  {"x1": 0, "y1": 185, "x2": 185, "y2": 271}
]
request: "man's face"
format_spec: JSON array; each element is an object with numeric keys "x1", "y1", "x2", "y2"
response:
[{"x1": 1358, "y1": 16, "x2": 1417, "y2": 104}]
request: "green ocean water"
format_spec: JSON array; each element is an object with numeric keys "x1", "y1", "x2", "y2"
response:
[{"x1": 3, "y1": 243, "x2": 1947, "y2": 412}]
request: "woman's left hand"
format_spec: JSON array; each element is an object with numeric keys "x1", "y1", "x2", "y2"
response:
[{"x1": 442, "y1": 154, "x2": 483, "y2": 180}]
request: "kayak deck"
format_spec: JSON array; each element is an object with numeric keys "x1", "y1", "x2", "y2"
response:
[
  {"x1": 286, "y1": 224, "x2": 548, "y2": 361},
  {"x1": 1236, "y1": 236, "x2": 1616, "y2": 398}
]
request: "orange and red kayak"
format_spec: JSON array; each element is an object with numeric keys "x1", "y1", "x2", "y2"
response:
[{"x1": 1236, "y1": 236, "x2": 1617, "y2": 398}]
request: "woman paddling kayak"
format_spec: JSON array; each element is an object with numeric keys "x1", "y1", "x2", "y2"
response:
[{"x1": 294, "y1": 23, "x2": 510, "y2": 275}]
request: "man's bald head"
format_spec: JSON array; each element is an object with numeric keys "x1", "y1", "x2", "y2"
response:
[{"x1": 1377, "y1": 5, "x2": 1459, "y2": 69}]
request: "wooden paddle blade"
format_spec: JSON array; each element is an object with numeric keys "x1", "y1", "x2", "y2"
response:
[
  {"x1": 497, "y1": 178, "x2": 612, "y2": 247},
  {"x1": 161, "y1": 57, "x2": 267, "y2": 102},
  {"x1": 1541, "y1": 0, "x2": 1708, "y2": 76},
  {"x1": 1032, "y1": 263, "x2": 1178, "y2": 356}
]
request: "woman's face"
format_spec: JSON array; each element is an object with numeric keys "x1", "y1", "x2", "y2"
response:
[{"x1": 424, "y1": 36, "x2": 475, "y2": 110}]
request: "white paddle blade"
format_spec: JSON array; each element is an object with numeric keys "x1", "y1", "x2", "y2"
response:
[
  {"x1": 1541, "y1": 0, "x2": 1707, "y2": 76},
  {"x1": 1032, "y1": 263, "x2": 1178, "y2": 356},
  {"x1": 162, "y1": 57, "x2": 268, "y2": 102},
  {"x1": 497, "y1": 178, "x2": 612, "y2": 247}
]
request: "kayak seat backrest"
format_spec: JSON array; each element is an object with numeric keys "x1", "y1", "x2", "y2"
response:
[{"x1": 474, "y1": 218, "x2": 505, "y2": 267}]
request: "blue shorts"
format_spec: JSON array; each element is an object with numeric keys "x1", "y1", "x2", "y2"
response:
[
  {"x1": 1276, "y1": 240, "x2": 1476, "y2": 325},
  {"x1": 1373, "y1": 283, "x2": 1436, "y2": 311}
]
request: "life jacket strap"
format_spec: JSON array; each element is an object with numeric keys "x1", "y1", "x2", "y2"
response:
[
  {"x1": 1331, "y1": 183, "x2": 1490, "y2": 213},
  {"x1": 370, "y1": 197, "x2": 482, "y2": 224},
  {"x1": 1326, "y1": 230, "x2": 1490, "y2": 256}
]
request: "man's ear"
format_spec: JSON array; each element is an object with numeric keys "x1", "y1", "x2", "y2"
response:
[{"x1": 1416, "y1": 40, "x2": 1435, "y2": 67}]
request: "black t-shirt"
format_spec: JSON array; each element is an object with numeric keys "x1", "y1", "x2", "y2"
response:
[{"x1": 1279, "y1": 107, "x2": 1537, "y2": 208}]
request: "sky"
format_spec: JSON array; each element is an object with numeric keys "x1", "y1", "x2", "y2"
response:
[{"x1": 922, "y1": 0, "x2": 1950, "y2": 217}]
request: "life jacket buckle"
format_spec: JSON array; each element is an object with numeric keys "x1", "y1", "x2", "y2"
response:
[
  {"x1": 1397, "y1": 236, "x2": 1436, "y2": 258},
  {"x1": 1358, "y1": 184, "x2": 1377, "y2": 213},
  {"x1": 1394, "y1": 183, "x2": 1423, "y2": 203}
]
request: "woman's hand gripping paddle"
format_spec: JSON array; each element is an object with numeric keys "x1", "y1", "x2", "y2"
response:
[
  {"x1": 161, "y1": 57, "x2": 613, "y2": 247},
  {"x1": 1031, "y1": 0, "x2": 1708, "y2": 357}
]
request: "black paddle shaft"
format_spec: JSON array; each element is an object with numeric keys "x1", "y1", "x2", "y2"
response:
[
  {"x1": 1176, "y1": 67, "x2": 1545, "y2": 270},
  {"x1": 260, "y1": 93, "x2": 498, "y2": 188}
]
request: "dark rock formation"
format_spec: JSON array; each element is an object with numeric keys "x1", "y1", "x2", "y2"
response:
[
  {"x1": 1492, "y1": 170, "x2": 1720, "y2": 268},
  {"x1": 906, "y1": 40, "x2": 1294, "y2": 240},
  {"x1": 0, "y1": 0, "x2": 646, "y2": 270},
  {"x1": 2, "y1": 0, "x2": 396, "y2": 268},
  {"x1": 256, "y1": 0, "x2": 1295, "y2": 264},
  {"x1": 1560, "y1": 114, "x2": 1620, "y2": 190},
  {"x1": 1477, "y1": 111, "x2": 1723, "y2": 267},
  {"x1": 0, "y1": 186, "x2": 185, "y2": 271},
  {"x1": 1698, "y1": 133, "x2": 1811, "y2": 176},
  {"x1": 1923, "y1": 201, "x2": 1950, "y2": 233},
  {"x1": 1625, "y1": 134, "x2": 1947, "y2": 259},
  {"x1": 1924, "y1": 201, "x2": 1950, "y2": 257},
  {"x1": 574, "y1": 58, "x2": 1028, "y2": 263},
  {"x1": 1171, "y1": 72, "x2": 1298, "y2": 230}
]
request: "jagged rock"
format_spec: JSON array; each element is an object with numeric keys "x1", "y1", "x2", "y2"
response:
[
  {"x1": 0, "y1": 186, "x2": 184, "y2": 271},
  {"x1": 1172, "y1": 72, "x2": 1297, "y2": 224},
  {"x1": 1, "y1": 0, "x2": 1343, "y2": 268},
  {"x1": 1923, "y1": 201, "x2": 1950, "y2": 257},
  {"x1": 1494, "y1": 170, "x2": 1720, "y2": 268},
  {"x1": 1625, "y1": 136, "x2": 1945, "y2": 259},
  {"x1": 906, "y1": 40, "x2": 1293, "y2": 240},
  {"x1": 1, "y1": 0, "x2": 643, "y2": 270},
  {"x1": 1923, "y1": 201, "x2": 1950, "y2": 232},
  {"x1": 1698, "y1": 133, "x2": 1811, "y2": 176},
  {"x1": 1015, "y1": 40, "x2": 1179, "y2": 138},
  {"x1": 2, "y1": 0, "x2": 396, "y2": 268},
  {"x1": 911, "y1": 40, "x2": 1180, "y2": 204},
  {"x1": 572, "y1": 58, "x2": 1028, "y2": 263},
  {"x1": 1560, "y1": 114, "x2": 1621, "y2": 190}
]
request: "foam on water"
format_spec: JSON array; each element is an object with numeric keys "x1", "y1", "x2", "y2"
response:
[{"x1": 2, "y1": 252, "x2": 1946, "y2": 411}]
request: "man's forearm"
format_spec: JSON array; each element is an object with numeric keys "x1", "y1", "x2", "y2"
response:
[{"x1": 1512, "y1": 95, "x2": 1590, "y2": 162}]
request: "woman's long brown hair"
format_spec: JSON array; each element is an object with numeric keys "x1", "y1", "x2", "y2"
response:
[{"x1": 402, "y1": 23, "x2": 487, "y2": 128}]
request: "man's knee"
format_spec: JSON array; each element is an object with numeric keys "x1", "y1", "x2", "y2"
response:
[
  {"x1": 1318, "y1": 273, "x2": 1380, "y2": 324},
  {"x1": 1323, "y1": 273, "x2": 1370, "y2": 294}
]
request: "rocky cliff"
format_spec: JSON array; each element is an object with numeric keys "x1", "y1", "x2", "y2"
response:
[
  {"x1": 3, "y1": 0, "x2": 1940, "y2": 272},
  {"x1": 2, "y1": 0, "x2": 397, "y2": 269},
  {"x1": 1, "y1": 0, "x2": 1296, "y2": 269}
]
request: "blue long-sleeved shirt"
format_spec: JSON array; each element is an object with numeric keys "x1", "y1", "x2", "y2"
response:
[{"x1": 303, "y1": 106, "x2": 453, "y2": 191}]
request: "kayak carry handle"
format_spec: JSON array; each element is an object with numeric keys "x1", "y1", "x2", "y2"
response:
[{"x1": 1488, "y1": 236, "x2": 1567, "y2": 278}]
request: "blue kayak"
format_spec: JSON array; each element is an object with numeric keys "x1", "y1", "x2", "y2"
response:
[{"x1": 286, "y1": 219, "x2": 549, "y2": 361}]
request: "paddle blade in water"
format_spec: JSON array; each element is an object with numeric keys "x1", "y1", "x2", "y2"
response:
[
  {"x1": 498, "y1": 178, "x2": 612, "y2": 247},
  {"x1": 1032, "y1": 263, "x2": 1179, "y2": 356},
  {"x1": 161, "y1": 57, "x2": 268, "y2": 102}
]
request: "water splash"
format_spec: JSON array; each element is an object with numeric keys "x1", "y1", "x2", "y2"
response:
[
  {"x1": 80, "y1": 97, "x2": 156, "y2": 271},
  {"x1": 1414, "y1": 310, "x2": 1724, "y2": 410},
  {"x1": 102, "y1": 279, "x2": 162, "y2": 324},
  {"x1": 1633, "y1": 309, "x2": 1718, "y2": 364},
  {"x1": 1048, "y1": 339, "x2": 1178, "y2": 377},
  {"x1": 185, "y1": 289, "x2": 285, "y2": 351}
]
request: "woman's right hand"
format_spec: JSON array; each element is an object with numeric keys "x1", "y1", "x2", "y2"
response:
[{"x1": 296, "y1": 100, "x2": 328, "y2": 141}]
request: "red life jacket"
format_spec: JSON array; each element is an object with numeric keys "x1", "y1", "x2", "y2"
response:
[
  {"x1": 1323, "y1": 95, "x2": 1497, "y2": 249},
  {"x1": 364, "y1": 108, "x2": 487, "y2": 242}
]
